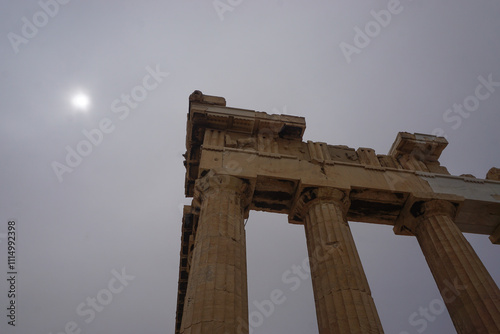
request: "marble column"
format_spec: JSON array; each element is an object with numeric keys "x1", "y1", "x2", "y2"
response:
[
  {"x1": 411, "y1": 199, "x2": 500, "y2": 333},
  {"x1": 180, "y1": 173, "x2": 250, "y2": 334},
  {"x1": 295, "y1": 188, "x2": 384, "y2": 334}
]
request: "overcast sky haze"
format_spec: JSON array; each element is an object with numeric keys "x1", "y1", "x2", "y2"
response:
[{"x1": 1, "y1": 1, "x2": 500, "y2": 333}]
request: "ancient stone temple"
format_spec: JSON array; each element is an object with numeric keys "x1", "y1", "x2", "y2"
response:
[{"x1": 175, "y1": 91, "x2": 500, "y2": 334}]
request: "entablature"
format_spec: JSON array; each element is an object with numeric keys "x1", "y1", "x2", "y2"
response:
[{"x1": 183, "y1": 91, "x2": 500, "y2": 242}]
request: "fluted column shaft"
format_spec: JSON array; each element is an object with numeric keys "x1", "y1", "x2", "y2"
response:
[
  {"x1": 299, "y1": 188, "x2": 384, "y2": 334},
  {"x1": 180, "y1": 173, "x2": 249, "y2": 334},
  {"x1": 413, "y1": 200, "x2": 500, "y2": 334}
]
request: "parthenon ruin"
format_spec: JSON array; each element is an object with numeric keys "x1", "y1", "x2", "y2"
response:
[{"x1": 175, "y1": 91, "x2": 500, "y2": 333}]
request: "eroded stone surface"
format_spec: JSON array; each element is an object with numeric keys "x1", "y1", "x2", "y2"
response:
[
  {"x1": 487, "y1": 167, "x2": 500, "y2": 181},
  {"x1": 175, "y1": 91, "x2": 500, "y2": 334},
  {"x1": 179, "y1": 172, "x2": 249, "y2": 334}
]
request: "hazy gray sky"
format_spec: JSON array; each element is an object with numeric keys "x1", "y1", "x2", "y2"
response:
[{"x1": 1, "y1": 1, "x2": 499, "y2": 333}]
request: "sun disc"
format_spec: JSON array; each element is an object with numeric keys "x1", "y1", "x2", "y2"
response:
[{"x1": 72, "y1": 93, "x2": 90, "y2": 110}]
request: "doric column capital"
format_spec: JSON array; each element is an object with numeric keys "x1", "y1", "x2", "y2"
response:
[
  {"x1": 395, "y1": 195, "x2": 462, "y2": 236},
  {"x1": 195, "y1": 172, "x2": 248, "y2": 197},
  {"x1": 193, "y1": 170, "x2": 252, "y2": 216},
  {"x1": 291, "y1": 187, "x2": 350, "y2": 222},
  {"x1": 411, "y1": 199, "x2": 458, "y2": 220}
]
